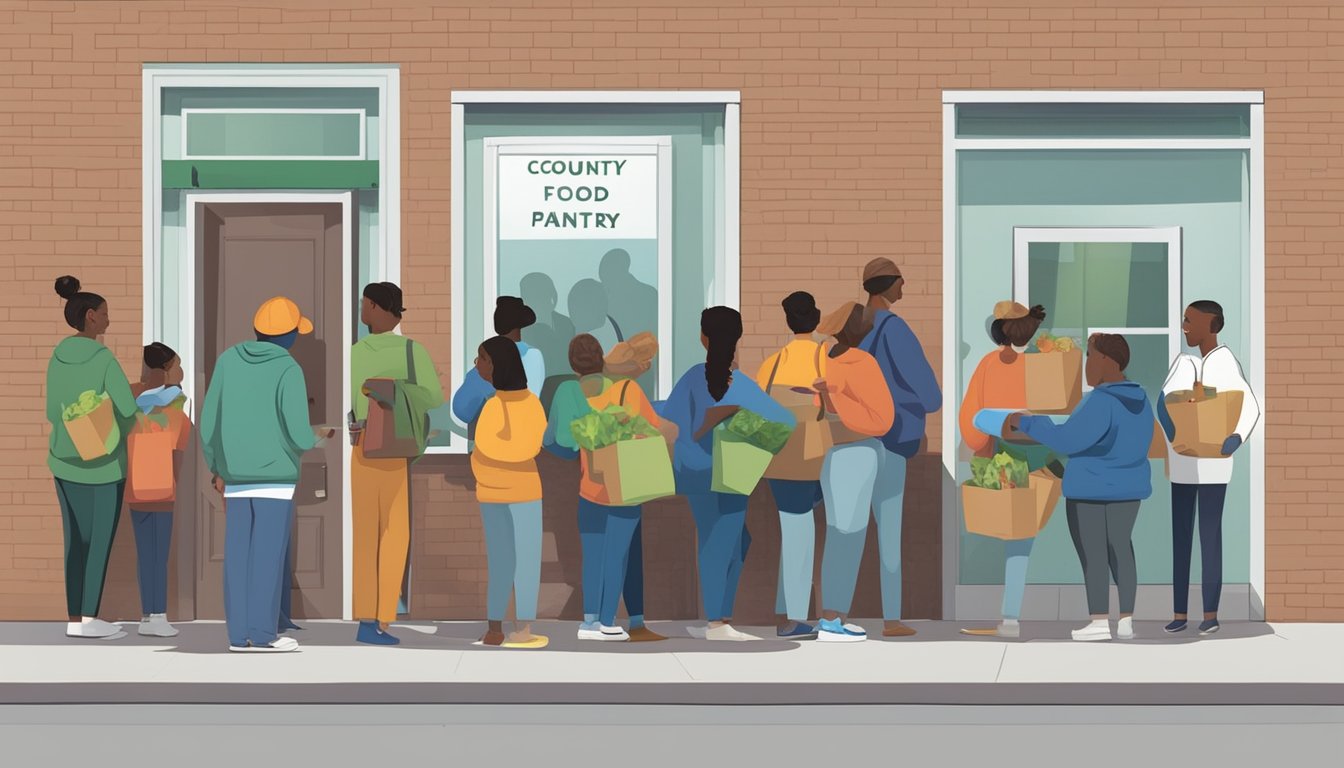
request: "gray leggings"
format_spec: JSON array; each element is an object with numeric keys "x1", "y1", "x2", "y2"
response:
[{"x1": 1065, "y1": 499, "x2": 1140, "y2": 616}]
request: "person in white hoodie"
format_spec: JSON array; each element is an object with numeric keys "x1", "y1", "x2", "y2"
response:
[{"x1": 1157, "y1": 300, "x2": 1261, "y2": 636}]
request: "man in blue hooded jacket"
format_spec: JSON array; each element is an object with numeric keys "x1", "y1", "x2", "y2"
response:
[{"x1": 1007, "y1": 333, "x2": 1154, "y2": 643}]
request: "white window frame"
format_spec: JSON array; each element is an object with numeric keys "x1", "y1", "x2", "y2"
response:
[
  {"x1": 483, "y1": 136, "x2": 674, "y2": 397},
  {"x1": 1012, "y1": 226, "x2": 1183, "y2": 393},
  {"x1": 445, "y1": 90, "x2": 741, "y2": 455},
  {"x1": 142, "y1": 64, "x2": 401, "y2": 622},
  {"x1": 942, "y1": 91, "x2": 1265, "y2": 621},
  {"x1": 181, "y1": 108, "x2": 368, "y2": 161}
]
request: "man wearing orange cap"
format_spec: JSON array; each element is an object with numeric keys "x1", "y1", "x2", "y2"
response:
[{"x1": 200, "y1": 297, "x2": 332, "y2": 653}]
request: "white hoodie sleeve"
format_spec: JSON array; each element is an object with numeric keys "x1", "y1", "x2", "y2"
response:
[
  {"x1": 1207, "y1": 347, "x2": 1261, "y2": 441},
  {"x1": 1161, "y1": 354, "x2": 1198, "y2": 395}
]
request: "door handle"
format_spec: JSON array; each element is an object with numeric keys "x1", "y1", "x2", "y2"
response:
[{"x1": 314, "y1": 463, "x2": 328, "y2": 500}]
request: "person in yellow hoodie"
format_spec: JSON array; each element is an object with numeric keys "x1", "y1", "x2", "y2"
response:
[
  {"x1": 349, "y1": 283, "x2": 444, "y2": 646},
  {"x1": 472, "y1": 335, "x2": 548, "y2": 648}
]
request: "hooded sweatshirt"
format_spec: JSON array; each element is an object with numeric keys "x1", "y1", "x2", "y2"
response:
[
  {"x1": 471, "y1": 389, "x2": 546, "y2": 503},
  {"x1": 860, "y1": 311, "x2": 943, "y2": 456},
  {"x1": 350, "y1": 332, "x2": 444, "y2": 421},
  {"x1": 199, "y1": 341, "x2": 316, "y2": 486},
  {"x1": 45, "y1": 336, "x2": 138, "y2": 484},
  {"x1": 1020, "y1": 381, "x2": 1154, "y2": 503}
]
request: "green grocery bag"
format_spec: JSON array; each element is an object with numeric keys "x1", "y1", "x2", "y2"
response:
[
  {"x1": 589, "y1": 436, "x2": 676, "y2": 506},
  {"x1": 711, "y1": 425, "x2": 775, "y2": 496}
]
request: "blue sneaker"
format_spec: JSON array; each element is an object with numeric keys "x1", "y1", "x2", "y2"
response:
[
  {"x1": 356, "y1": 621, "x2": 400, "y2": 646},
  {"x1": 1164, "y1": 619, "x2": 1188, "y2": 634},
  {"x1": 817, "y1": 618, "x2": 866, "y2": 643},
  {"x1": 1198, "y1": 619, "x2": 1220, "y2": 636},
  {"x1": 777, "y1": 621, "x2": 818, "y2": 639}
]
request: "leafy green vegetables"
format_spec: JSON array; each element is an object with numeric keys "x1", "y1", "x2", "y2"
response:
[
  {"x1": 968, "y1": 447, "x2": 1030, "y2": 490},
  {"x1": 62, "y1": 390, "x2": 108, "y2": 422},
  {"x1": 570, "y1": 406, "x2": 661, "y2": 451},
  {"x1": 724, "y1": 409, "x2": 793, "y2": 455}
]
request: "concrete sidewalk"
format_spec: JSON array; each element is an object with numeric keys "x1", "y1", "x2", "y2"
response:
[{"x1": 1, "y1": 620, "x2": 1340, "y2": 705}]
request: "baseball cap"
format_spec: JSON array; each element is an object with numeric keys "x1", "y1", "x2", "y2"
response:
[{"x1": 254, "y1": 296, "x2": 314, "y2": 336}]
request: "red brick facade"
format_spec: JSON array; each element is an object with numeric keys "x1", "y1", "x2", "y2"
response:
[{"x1": 2, "y1": 0, "x2": 1341, "y2": 621}]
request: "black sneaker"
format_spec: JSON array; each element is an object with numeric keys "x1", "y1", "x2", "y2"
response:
[
  {"x1": 1164, "y1": 619, "x2": 1188, "y2": 634},
  {"x1": 1198, "y1": 619, "x2": 1220, "y2": 636}
]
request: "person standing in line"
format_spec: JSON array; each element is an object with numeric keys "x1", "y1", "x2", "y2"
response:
[
  {"x1": 46, "y1": 276, "x2": 138, "y2": 640},
  {"x1": 958, "y1": 302, "x2": 1052, "y2": 640},
  {"x1": 754, "y1": 292, "x2": 829, "y2": 639},
  {"x1": 200, "y1": 297, "x2": 334, "y2": 653},
  {"x1": 127, "y1": 342, "x2": 192, "y2": 638},
  {"x1": 860, "y1": 258, "x2": 943, "y2": 638},
  {"x1": 452, "y1": 297, "x2": 545, "y2": 435},
  {"x1": 471, "y1": 336, "x2": 548, "y2": 649},
  {"x1": 812, "y1": 302, "x2": 895, "y2": 643},
  {"x1": 545, "y1": 334, "x2": 671, "y2": 642},
  {"x1": 349, "y1": 283, "x2": 444, "y2": 645},
  {"x1": 1157, "y1": 300, "x2": 1260, "y2": 636},
  {"x1": 662, "y1": 307, "x2": 796, "y2": 642},
  {"x1": 1007, "y1": 334, "x2": 1154, "y2": 642}
]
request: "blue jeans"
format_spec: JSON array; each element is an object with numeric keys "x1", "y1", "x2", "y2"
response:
[
  {"x1": 819, "y1": 440, "x2": 882, "y2": 616},
  {"x1": 870, "y1": 446, "x2": 909, "y2": 620},
  {"x1": 130, "y1": 510, "x2": 172, "y2": 616},
  {"x1": 1002, "y1": 537, "x2": 1034, "y2": 620},
  {"x1": 768, "y1": 479, "x2": 820, "y2": 622},
  {"x1": 480, "y1": 501, "x2": 543, "y2": 622},
  {"x1": 686, "y1": 492, "x2": 752, "y2": 622},
  {"x1": 624, "y1": 516, "x2": 645, "y2": 617},
  {"x1": 1172, "y1": 483, "x2": 1228, "y2": 615},
  {"x1": 577, "y1": 499, "x2": 643, "y2": 626},
  {"x1": 223, "y1": 498, "x2": 294, "y2": 648}
]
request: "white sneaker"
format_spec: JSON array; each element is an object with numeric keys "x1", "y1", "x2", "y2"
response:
[
  {"x1": 705, "y1": 624, "x2": 759, "y2": 642},
  {"x1": 687, "y1": 625, "x2": 708, "y2": 640},
  {"x1": 1116, "y1": 617, "x2": 1134, "y2": 640},
  {"x1": 1071, "y1": 620, "x2": 1112, "y2": 642},
  {"x1": 139, "y1": 614, "x2": 179, "y2": 638},
  {"x1": 577, "y1": 625, "x2": 629, "y2": 642},
  {"x1": 66, "y1": 618, "x2": 121, "y2": 639},
  {"x1": 230, "y1": 636, "x2": 300, "y2": 653}
]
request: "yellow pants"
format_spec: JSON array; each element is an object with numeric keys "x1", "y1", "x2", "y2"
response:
[{"x1": 351, "y1": 445, "x2": 410, "y2": 625}]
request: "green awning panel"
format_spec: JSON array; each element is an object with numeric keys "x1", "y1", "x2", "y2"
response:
[{"x1": 162, "y1": 160, "x2": 379, "y2": 189}]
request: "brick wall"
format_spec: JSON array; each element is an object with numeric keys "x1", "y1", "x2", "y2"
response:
[{"x1": 1, "y1": 0, "x2": 1341, "y2": 621}]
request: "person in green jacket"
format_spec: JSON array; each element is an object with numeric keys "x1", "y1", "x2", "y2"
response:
[
  {"x1": 348, "y1": 282, "x2": 443, "y2": 646},
  {"x1": 47, "y1": 276, "x2": 138, "y2": 640},
  {"x1": 200, "y1": 296, "x2": 333, "y2": 653}
]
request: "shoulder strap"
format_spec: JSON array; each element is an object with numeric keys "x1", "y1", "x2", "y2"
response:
[
  {"x1": 405, "y1": 337, "x2": 418, "y2": 385},
  {"x1": 863, "y1": 314, "x2": 895, "y2": 355},
  {"x1": 619, "y1": 379, "x2": 632, "y2": 406},
  {"x1": 764, "y1": 352, "x2": 783, "y2": 394},
  {"x1": 609, "y1": 316, "x2": 624, "y2": 343},
  {"x1": 814, "y1": 341, "x2": 826, "y2": 376}
]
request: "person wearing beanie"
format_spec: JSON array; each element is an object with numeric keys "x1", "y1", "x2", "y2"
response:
[
  {"x1": 200, "y1": 296, "x2": 334, "y2": 653},
  {"x1": 859, "y1": 258, "x2": 943, "y2": 638},
  {"x1": 451, "y1": 296, "x2": 545, "y2": 436},
  {"x1": 46, "y1": 275, "x2": 138, "y2": 640},
  {"x1": 348, "y1": 283, "x2": 444, "y2": 646}
]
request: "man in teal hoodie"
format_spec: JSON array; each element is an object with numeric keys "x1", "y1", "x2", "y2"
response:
[{"x1": 200, "y1": 297, "x2": 331, "y2": 653}]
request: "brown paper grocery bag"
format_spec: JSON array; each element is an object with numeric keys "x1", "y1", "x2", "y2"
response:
[
  {"x1": 1025, "y1": 348, "x2": 1083, "y2": 413},
  {"x1": 65, "y1": 397, "x2": 118, "y2": 461},
  {"x1": 1168, "y1": 389, "x2": 1244, "y2": 458},
  {"x1": 1028, "y1": 470, "x2": 1062, "y2": 532},
  {"x1": 764, "y1": 392, "x2": 831, "y2": 481},
  {"x1": 1148, "y1": 419, "x2": 1167, "y2": 459},
  {"x1": 962, "y1": 484, "x2": 1038, "y2": 540}
]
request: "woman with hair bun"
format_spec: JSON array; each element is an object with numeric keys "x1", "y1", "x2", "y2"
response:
[
  {"x1": 754, "y1": 292, "x2": 829, "y2": 639},
  {"x1": 46, "y1": 276, "x2": 138, "y2": 639},
  {"x1": 662, "y1": 307, "x2": 795, "y2": 641}
]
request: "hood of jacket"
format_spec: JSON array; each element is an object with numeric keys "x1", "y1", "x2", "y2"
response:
[{"x1": 1092, "y1": 380, "x2": 1149, "y2": 414}]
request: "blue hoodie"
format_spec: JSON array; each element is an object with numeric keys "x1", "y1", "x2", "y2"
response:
[
  {"x1": 1020, "y1": 381, "x2": 1153, "y2": 503},
  {"x1": 660, "y1": 364, "x2": 796, "y2": 496},
  {"x1": 451, "y1": 341, "x2": 544, "y2": 430},
  {"x1": 861, "y1": 311, "x2": 942, "y2": 456}
]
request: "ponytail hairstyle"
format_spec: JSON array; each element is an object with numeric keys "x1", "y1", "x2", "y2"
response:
[
  {"x1": 144, "y1": 342, "x2": 177, "y2": 371},
  {"x1": 700, "y1": 306, "x2": 742, "y2": 402},
  {"x1": 54, "y1": 275, "x2": 105, "y2": 332}
]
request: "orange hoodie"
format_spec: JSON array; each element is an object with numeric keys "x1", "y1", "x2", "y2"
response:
[
  {"x1": 959, "y1": 349, "x2": 1028, "y2": 457},
  {"x1": 822, "y1": 348, "x2": 895, "y2": 437},
  {"x1": 472, "y1": 389, "x2": 546, "y2": 503}
]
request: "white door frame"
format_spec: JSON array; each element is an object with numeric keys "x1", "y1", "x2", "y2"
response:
[
  {"x1": 942, "y1": 90, "x2": 1266, "y2": 621},
  {"x1": 482, "y1": 135, "x2": 675, "y2": 397},
  {"x1": 144, "y1": 65, "x2": 399, "y2": 621},
  {"x1": 185, "y1": 191, "x2": 355, "y2": 622},
  {"x1": 1012, "y1": 226, "x2": 1184, "y2": 392}
]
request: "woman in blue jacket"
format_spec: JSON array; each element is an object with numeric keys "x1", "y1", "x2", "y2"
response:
[
  {"x1": 1007, "y1": 333, "x2": 1154, "y2": 643},
  {"x1": 662, "y1": 307, "x2": 796, "y2": 642}
]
